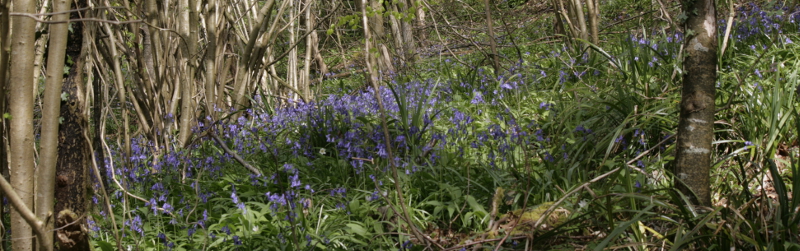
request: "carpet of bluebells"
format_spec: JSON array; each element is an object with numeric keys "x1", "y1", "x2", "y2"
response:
[{"x1": 90, "y1": 3, "x2": 800, "y2": 250}]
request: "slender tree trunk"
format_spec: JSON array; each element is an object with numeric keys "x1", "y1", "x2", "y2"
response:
[
  {"x1": 178, "y1": 0, "x2": 199, "y2": 146},
  {"x1": 37, "y1": 0, "x2": 72, "y2": 249},
  {"x1": 231, "y1": 0, "x2": 276, "y2": 108},
  {"x1": 571, "y1": 0, "x2": 588, "y2": 41},
  {"x1": 204, "y1": 0, "x2": 219, "y2": 119},
  {"x1": 31, "y1": 34, "x2": 47, "y2": 98},
  {"x1": 484, "y1": 0, "x2": 500, "y2": 73},
  {"x1": 585, "y1": 0, "x2": 599, "y2": 44},
  {"x1": 302, "y1": 0, "x2": 314, "y2": 100},
  {"x1": 674, "y1": 0, "x2": 716, "y2": 207},
  {"x1": 414, "y1": 1, "x2": 426, "y2": 47},
  {"x1": 362, "y1": 0, "x2": 380, "y2": 85},
  {"x1": 0, "y1": 1, "x2": 10, "y2": 248},
  {"x1": 370, "y1": 0, "x2": 385, "y2": 37},
  {"x1": 389, "y1": 4, "x2": 405, "y2": 62},
  {"x1": 288, "y1": 0, "x2": 298, "y2": 100},
  {"x1": 9, "y1": 0, "x2": 38, "y2": 249},
  {"x1": 399, "y1": 0, "x2": 416, "y2": 65}
]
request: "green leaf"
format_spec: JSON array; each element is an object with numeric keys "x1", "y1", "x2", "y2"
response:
[
  {"x1": 61, "y1": 92, "x2": 69, "y2": 101},
  {"x1": 2, "y1": 113, "x2": 10, "y2": 119},
  {"x1": 465, "y1": 195, "x2": 487, "y2": 214},
  {"x1": 345, "y1": 223, "x2": 368, "y2": 237},
  {"x1": 93, "y1": 240, "x2": 115, "y2": 251}
]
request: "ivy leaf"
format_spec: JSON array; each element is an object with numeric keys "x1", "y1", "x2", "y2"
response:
[
  {"x1": 61, "y1": 92, "x2": 69, "y2": 101},
  {"x1": 676, "y1": 12, "x2": 688, "y2": 23},
  {"x1": 685, "y1": 29, "x2": 696, "y2": 37},
  {"x1": 59, "y1": 116, "x2": 64, "y2": 124},
  {"x1": 3, "y1": 113, "x2": 10, "y2": 120}
]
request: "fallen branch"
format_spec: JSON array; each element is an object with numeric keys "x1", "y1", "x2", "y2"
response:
[{"x1": 209, "y1": 131, "x2": 263, "y2": 176}]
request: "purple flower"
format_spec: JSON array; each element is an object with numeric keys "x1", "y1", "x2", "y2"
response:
[
  {"x1": 544, "y1": 152, "x2": 554, "y2": 162},
  {"x1": 158, "y1": 233, "x2": 167, "y2": 243},
  {"x1": 471, "y1": 92, "x2": 484, "y2": 104},
  {"x1": 289, "y1": 173, "x2": 301, "y2": 188}
]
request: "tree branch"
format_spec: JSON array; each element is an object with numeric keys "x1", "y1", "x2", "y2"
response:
[
  {"x1": 0, "y1": 174, "x2": 47, "y2": 249},
  {"x1": 209, "y1": 131, "x2": 263, "y2": 176}
]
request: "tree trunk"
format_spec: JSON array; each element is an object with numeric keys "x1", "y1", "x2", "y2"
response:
[
  {"x1": 204, "y1": 0, "x2": 219, "y2": 119},
  {"x1": 178, "y1": 0, "x2": 199, "y2": 147},
  {"x1": 585, "y1": 0, "x2": 599, "y2": 44},
  {"x1": 362, "y1": 0, "x2": 380, "y2": 85},
  {"x1": 484, "y1": 0, "x2": 500, "y2": 73},
  {"x1": 9, "y1": 0, "x2": 38, "y2": 249},
  {"x1": 0, "y1": 1, "x2": 10, "y2": 249},
  {"x1": 37, "y1": 0, "x2": 72, "y2": 249},
  {"x1": 399, "y1": 0, "x2": 417, "y2": 65},
  {"x1": 54, "y1": 0, "x2": 90, "y2": 249},
  {"x1": 302, "y1": 0, "x2": 314, "y2": 100},
  {"x1": 674, "y1": 0, "x2": 716, "y2": 207}
]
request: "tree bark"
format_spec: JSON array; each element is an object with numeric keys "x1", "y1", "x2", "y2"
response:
[
  {"x1": 585, "y1": 0, "x2": 599, "y2": 44},
  {"x1": 674, "y1": 0, "x2": 716, "y2": 207},
  {"x1": 53, "y1": 0, "x2": 90, "y2": 249},
  {"x1": 399, "y1": 0, "x2": 417, "y2": 65},
  {"x1": 362, "y1": 0, "x2": 380, "y2": 85},
  {"x1": 178, "y1": 0, "x2": 199, "y2": 147},
  {"x1": 9, "y1": 0, "x2": 38, "y2": 249},
  {"x1": 484, "y1": 0, "x2": 500, "y2": 73},
  {"x1": 204, "y1": 0, "x2": 219, "y2": 119},
  {"x1": 231, "y1": 0, "x2": 276, "y2": 108},
  {"x1": 0, "y1": 1, "x2": 10, "y2": 247},
  {"x1": 37, "y1": 0, "x2": 72, "y2": 249}
]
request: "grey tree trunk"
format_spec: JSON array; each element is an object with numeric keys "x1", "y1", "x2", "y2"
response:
[
  {"x1": 484, "y1": 0, "x2": 500, "y2": 73},
  {"x1": 37, "y1": 0, "x2": 72, "y2": 249},
  {"x1": 674, "y1": 0, "x2": 717, "y2": 207},
  {"x1": 178, "y1": 0, "x2": 199, "y2": 147},
  {"x1": 204, "y1": 0, "x2": 219, "y2": 119},
  {"x1": 9, "y1": 0, "x2": 38, "y2": 249}
]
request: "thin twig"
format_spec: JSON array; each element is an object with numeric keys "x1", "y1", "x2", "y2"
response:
[
  {"x1": 443, "y1": 235, "x2": 528, "y2": 251},
  {"x1": 8, "y1": 13, "x2": 142, "y2": 24},
  {"x1": 209, "y1": 131, "x2": 263, "y2": 176},
  {"x1": 625, "y1": 134, "x2": 676, "y2": 175},
  {"x1": 83, "y1": 126, "x2": 122, "y2": 250},
  {"x1": 3, "y1": 6, "x2": 123, "y2": 17}
]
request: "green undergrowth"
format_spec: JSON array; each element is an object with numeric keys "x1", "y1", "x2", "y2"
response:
[{"x1": 88, "y1": 1, "x2": 800, "y2": 250}]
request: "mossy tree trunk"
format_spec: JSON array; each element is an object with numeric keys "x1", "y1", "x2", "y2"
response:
[
  {"x1": 674, "y1": 0, "x2": 717, "y2": 207},
  {"x1": 54, "y1": 0, "x2": 91, "y2": 249}
]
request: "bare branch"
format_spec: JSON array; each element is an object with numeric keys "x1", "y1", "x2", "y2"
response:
[{"x1": 8, "y1": 13, "x2": 142, "y2": 24}]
